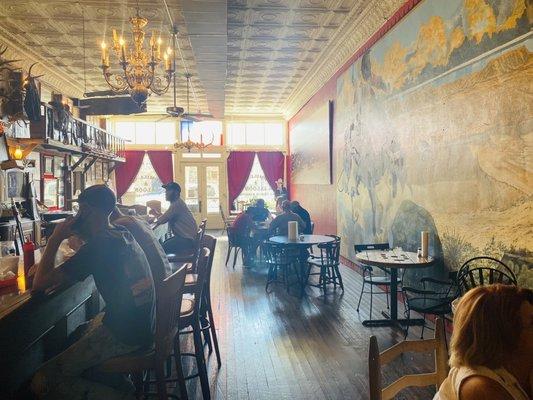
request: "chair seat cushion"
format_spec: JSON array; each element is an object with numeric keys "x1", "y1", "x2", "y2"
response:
[
  {"x1": 185, "y1": 274, "x2": 198, "y2": 285},
  {"x1": 180, "y1": 298, "x2": 195, "y2": 317}
]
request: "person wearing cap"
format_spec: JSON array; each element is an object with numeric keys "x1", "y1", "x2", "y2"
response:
[
  {"x1": 154, "y1": 181, "x2": 198, "y2": 256},
  {"x1": 290, "y1": 200, "x2": 312, "y2": 234},
  {"x1": 247, "y1": 198, "x2": 271, "y2": 222},
  {"x1": 31, "y1": 185, "x2": 155, "y2": 399}
]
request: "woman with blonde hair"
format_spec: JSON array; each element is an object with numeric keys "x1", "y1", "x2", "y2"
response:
[{"x1": 435, "y1": 284, "x2": 532, "y2": 399}]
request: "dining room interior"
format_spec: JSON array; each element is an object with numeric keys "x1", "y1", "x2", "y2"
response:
[{"x1": 0, "y1": 0, "x2": 531, "y2": 399}]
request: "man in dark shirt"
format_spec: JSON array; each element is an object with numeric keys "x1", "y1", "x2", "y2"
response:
[
  {"x1": 32, "y1": 185, "x2": 155, "y2": 400},
  {"x1": 290, "y1": 201, "x2": 312, "y2": 234},
  {"x1": 269, "y1": 200, "x2": 306, "y2": 236},
  {"x1": 247, "y1": 198, "x2": 271, "y2": 222}
]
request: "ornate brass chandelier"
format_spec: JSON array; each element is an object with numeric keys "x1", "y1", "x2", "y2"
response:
[
  {"x1": 174, "y1": 74, "x2": 214, "y2": 152},
  {"x1": 100, "y1": 9, "x2": 175, "y2": 106}
]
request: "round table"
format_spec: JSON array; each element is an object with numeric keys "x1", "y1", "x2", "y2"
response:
[
  {"x1": 354, "y1": 249, "x2": 434, "y2": 329},
  {"x1": 269, "y1": 234, "x2": 335, "y2": 246},
  {"x1": 269, "y1": 235, "x2": 335, "y2": 296}
]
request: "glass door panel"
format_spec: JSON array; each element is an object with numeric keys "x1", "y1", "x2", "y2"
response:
[
  {"x1": 205, "y1": 166, "x2": 220, "y2": 214},
  {"x1": 184, "y1": 166, "x2": 200, "y2": 216}
]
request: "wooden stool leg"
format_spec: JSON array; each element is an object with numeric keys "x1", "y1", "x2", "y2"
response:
[
  {"x1": 206, "y1": 300, "x2": 222, "y2": 368},
  {"x1": 155, "y1": 361, "x2": 168, "y2": 400},
  {"x1": 193, "y1": 319, "x2": 211, "y2": 400},
  {"x1": 173, "y1": 339, "x2": 189, "y2": 400}
]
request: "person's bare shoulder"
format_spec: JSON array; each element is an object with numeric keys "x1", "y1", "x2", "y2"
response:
[{"x1": 459, "y1": 375, "x2": 513, "y2": 400}]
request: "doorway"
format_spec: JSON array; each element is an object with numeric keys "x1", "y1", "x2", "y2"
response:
[{"x1": 180, "y1": 162, "x2": 225, "y2": 229}]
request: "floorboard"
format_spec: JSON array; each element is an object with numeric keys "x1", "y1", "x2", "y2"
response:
[{"x1": 178, "y1": 232, "x2": 439, "y2": 400}]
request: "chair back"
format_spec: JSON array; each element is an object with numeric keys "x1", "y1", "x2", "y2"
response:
[
  {"x1": 191, "y1": 247, "x2": 211, "y2": 314},
  {"x1": 368, "y1": 318, "x2": 448, "y2": 400},
  {"x1": 456, "y1": 256, "x2": 516, "y2": 295},
  {"x1": 316, "y1": 235, "x2": 341, "y2": 266},
  {"x1": 219, "y1": 205, "x2": 227, "y2": 221},
  {"x1": 355, "y1": 243, "x2": 389, "y2": 252},
  {"x1": 154, "y1": 265, "x2": 187, "y2": 363},
  {"x1": 263, "y1": 241, "x2": 294, "y2": 264},
  {"x1": 202, "y1": 234, "x2": 217, "y2": 297},
  {"x1": 227, "y1": 226, "x2": 239, "y2": 246}
]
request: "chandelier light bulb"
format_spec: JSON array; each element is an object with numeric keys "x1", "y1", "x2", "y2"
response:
[{"x1": 13, "y1": 146, "x2": 23, "y2": 160}]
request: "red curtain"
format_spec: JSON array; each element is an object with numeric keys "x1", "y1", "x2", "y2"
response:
[
  {"x1": 257, "y1": 151, "x2": 285, "y2": 192},
  {"x1": 227, "y1": 151, "x2": 255, "y2": 210},
  {"x1": 115, "y1": 150, "x2": 145, "y2": 200},
  {"x1": 147, "y1": 150, "x2": 173, "y2": 184}
]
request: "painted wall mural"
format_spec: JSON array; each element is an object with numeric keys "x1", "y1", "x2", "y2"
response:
[
  {"x1": 335, "y1": 0, "x2": 532, "y2": 286},
  {"x1": 290, "y1": 101, "x2": 332, "y2": 185}
]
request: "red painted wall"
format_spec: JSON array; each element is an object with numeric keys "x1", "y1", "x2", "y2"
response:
[{"x1": 287, "y1": 0, "x2": 421, "y2": 236}]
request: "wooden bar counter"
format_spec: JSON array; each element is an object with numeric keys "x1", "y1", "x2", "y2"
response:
[{"x1": 0, "y1": 251, "x2": 101, "y2": 398}]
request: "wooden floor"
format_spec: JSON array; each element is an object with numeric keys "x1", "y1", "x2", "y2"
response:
[{"x1": 179, "y1": 232, "x2": 439, "y2": 400}]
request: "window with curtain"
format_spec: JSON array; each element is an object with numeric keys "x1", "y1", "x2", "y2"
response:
[
  {"x1": 227, "y1": 122, "x2": 284, "y2": 146},
  {"x1": 235, "y1": 154, "x2": 276, "y2": 211},
  {"x1": 180, "y1": 120, "x2": 223, "y2": 145},
  {"x1": 113, "y1": 121, "x2": 176, "y2": 145},
  {"x1": 121, "y1": 153, "x2": 167, "y2": 208}
]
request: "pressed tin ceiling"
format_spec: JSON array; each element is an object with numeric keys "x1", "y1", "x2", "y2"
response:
[{"x1": 0, "y1": 0, "x2": 403, "y2": 118}]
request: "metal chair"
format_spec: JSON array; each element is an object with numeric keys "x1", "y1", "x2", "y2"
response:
[
  {"x1": 456, "y1": 256, "x2": 516, "y2": 295},
  {"x1": 225, "y1": 226, "x2": 244, "y2": 268},
  {"x1": 98, "y1": 265, "x2": 187, "y2": 400},
  {"x1": 402, "y1": 273, "x2": 459, "y2": 340},
  {"x1": 368, "y1": 318, "x2": 448, "y2": 400},
  {"x1": 264, "y1": 241, "x2": 298, "y2": 293},
  {"x1": 307, "y1": 235, "x2": 343, "y2": 296},
  {"x1": 355, "y1": 243, "x2": 401, "y2": 319}
]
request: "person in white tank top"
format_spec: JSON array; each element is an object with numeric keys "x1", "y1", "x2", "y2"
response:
[{"x1": 434, "y1": 285, "x2": 532, "y2": 400}]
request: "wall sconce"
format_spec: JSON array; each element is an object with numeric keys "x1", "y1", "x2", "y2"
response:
[{"x1": 13, "y1": 146, "x2": 23, "y2": 160}]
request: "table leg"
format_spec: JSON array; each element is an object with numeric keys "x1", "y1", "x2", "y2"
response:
[{"x1": 362, "y1": 268, "x2": 424, "y2": 329}]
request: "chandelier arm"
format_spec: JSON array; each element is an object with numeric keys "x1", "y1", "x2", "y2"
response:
[
  {"x1": 150, "y1": 73, "x2": 172, "y2": 95},
  {"x1": 102, "y1": 70, "x2": 129, "y2": 92}
]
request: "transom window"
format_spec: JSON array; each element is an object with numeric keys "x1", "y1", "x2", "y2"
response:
[
  {"x1": 227, "y1": 122, "x2": 284, "y2": 146},
  {"x1": 113, "y1": 121, "x2": 176, "y2": 145},
  {"x1": 180, "y1": 120, "x2": 223, "y2": 146}
]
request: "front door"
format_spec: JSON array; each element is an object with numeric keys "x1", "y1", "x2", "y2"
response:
[{"x1": 181, "y1": 162, "x2": 224, "y2": 229}]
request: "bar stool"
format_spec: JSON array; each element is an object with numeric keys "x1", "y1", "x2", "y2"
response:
[
  {"x1": 97, "y1": 265, "x2": 188, "y2": 400},
  {"x1": 173, "y1": 248, "x2": 212, "y2": 400},
  {"x1": 183, "y1": 235, "x2": 221, "y2": 367},
  {"x1": 167, "y1": 219, "x2": 207, "y2": 271}
]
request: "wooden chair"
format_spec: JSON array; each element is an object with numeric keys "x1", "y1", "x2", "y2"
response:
[
  {"x1": 219, "y1": 205, "x2": 235, "y2": 235},
  {"x1": 98, "y1": 265, "x2": 187, "y2": 400},
  {"x1": 368, "y1": 318, "x2": 448, "y2": 400},
  {"x1": 355, "y1": 243, "x2": 401, "y2": 319},
  {"x1": 184, "y1": 234, "x2": 221, "y2": 367},
  {"x1": 175, "y1": 248, "x2": 212, "y2": 400},
  {"x1": 456, "y1": 256, "x2": 516, "y2": 295},
  {"x1": 167, "y1": 219, "x2": 207, "y2": 268}
]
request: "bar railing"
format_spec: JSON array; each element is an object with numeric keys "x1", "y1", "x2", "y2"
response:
[{"x1": 28, "y1": 103, "x2": 125, "y2": 159}]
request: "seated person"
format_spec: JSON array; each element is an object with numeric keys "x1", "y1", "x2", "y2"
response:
[
  {"x1": 154, "y1": 182, "x2": 198, "y2": 256},
  {"x1": 231, "y1": 208, "x2": 255, "y2": 263},
  {"x1": 290, "y1": 201, "x2": 312, "y2": 234},
  {"x1": 269, "y1": 200, "x2": 306, "y2": 236},
  {"x1": 111, "y1": 207, "x2": 171, "y2": 285},
  {"x1": 247, "y1": 198, "x2": 271, "y2": 222},
  {"x1": 31, "y1": 185, "x2": 155, "y2": 400},
  {"x1": 435, "y1": 284, "x2": 532, "y2": 400}
]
